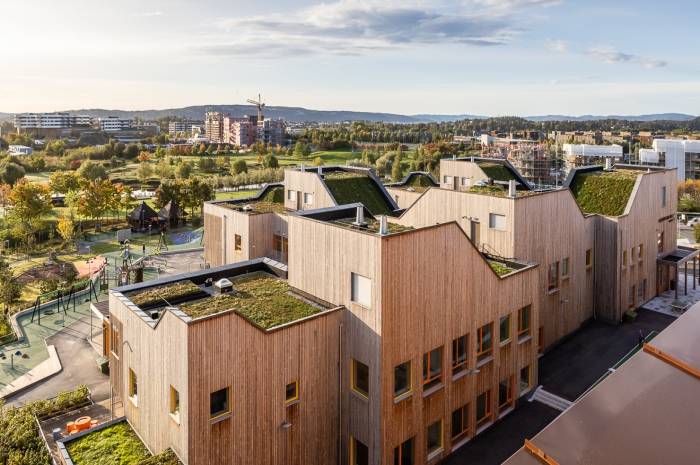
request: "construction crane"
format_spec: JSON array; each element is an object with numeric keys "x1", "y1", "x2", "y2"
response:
[{"x1": 246, "y1": 94, "x2": 266, "y2": 122}]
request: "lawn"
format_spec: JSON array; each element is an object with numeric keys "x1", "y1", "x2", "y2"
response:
[{"x1": 65, "y1": 421, "x2": 151, "y2": 465}]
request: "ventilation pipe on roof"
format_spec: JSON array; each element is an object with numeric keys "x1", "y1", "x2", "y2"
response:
[
  {"x1": 604, "y1": 158, "x2": 613, "y2": 171},
  {"x1": 353, "y1": 206, "x2": 366, "y2": 227},
  {"x1": 317, "y1": 166, "x2": 322, "y2": 175},
  {"x1": 508, "y1": 180, "x2": 517, "y2": 198},
  {"x1": 453, "y1": 154, "x2": 456, "y2": 161},
  {"x1": 300, "y1": 163, "x2": 305, "y2": 172},
  {"x1": 378, "y1": 215, "x2": 388, "y2": 235}
]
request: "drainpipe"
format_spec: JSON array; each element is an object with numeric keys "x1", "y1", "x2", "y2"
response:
[{"x1": 337, "y1": 321, "x2": 343, "y2": 465}]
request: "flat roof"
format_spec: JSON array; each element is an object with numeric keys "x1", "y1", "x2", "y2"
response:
[
  {"x1": 213, "y1": 184, "x2": 286, "y2": 215},
  {"x1": 295, "y1": 203, "x2": 413, "y2": 235},
  {"x1": 502, "y1": 303, "x2": 700, "y2": 465}
]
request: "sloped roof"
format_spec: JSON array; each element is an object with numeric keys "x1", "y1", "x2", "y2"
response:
[
  {"x1": 322, "y1": 171, "x2": 396, "y2": 216},
  {"x1": 158, "y1": 199, "x2": 184, "y2": 220},
  {"x1": 129, "y1": 201, "x2": 159, "y2": 221}
]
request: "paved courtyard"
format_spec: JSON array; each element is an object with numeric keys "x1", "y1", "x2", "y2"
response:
[{"x1": 643, "y1": 270, "x2": 700, "y2": 317}]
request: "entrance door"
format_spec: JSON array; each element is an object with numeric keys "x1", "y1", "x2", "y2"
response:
[
  {"x1": 453, "y1": 176, "x2": 460, "y2": 191},
  {"x1": 296, "y1": 191, "x2": 302, "y2": 210},
  {"x1": 470, "y1": 220, "x2": 480, "y2": 249}
]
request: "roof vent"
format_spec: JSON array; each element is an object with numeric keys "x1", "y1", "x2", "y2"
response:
[
  {"x1": 508, "y1": 180, "x2": 517, "y2": 198},
  {"x1": 452, "y1": 154, "x2": 457, "y2": 161},
  {"x1": 353, "y1": 206, "x2": 367, "y2": 227},
  {"x1": 300, "y1": 163, "x2": 305, "y2": 172},
  {"x1": 317, "y1": 166, "x2": 322, "y2": 175},
  {"x1": 242, "y1": 205, "x2": 253, "y2": 211},
  {"x1": 378, "y1": 215, "x2": 388, "y2": 235},
  {"x1": 604, "y1": 158, "x2": 613, "y2": 171},
  {"x1": 214, "y1": 278, "x2": 234, "y2": 294}
]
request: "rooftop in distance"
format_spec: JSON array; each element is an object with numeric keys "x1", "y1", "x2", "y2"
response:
[{"x1": 385, "y1": 172, "x2": 439, "y2": 193}]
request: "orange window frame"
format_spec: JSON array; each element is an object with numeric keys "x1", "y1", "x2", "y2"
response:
[
  {"x1": 518, "y1": 306, "x2": 531, "y2": 337},
  {"x1": 423, "y1": 347, "x2": 443, "y2": 386},
  {"x1": 451, "y1": 404, "x2": 470, "y2": 441},
  {"x1": 476, "y1": 390, "x2": 492, "y2": 427},
  {"x1": 498, "y1": 376, "x2": 514, "y2": 411},
  {"x1": 452, "y1": 335, "x2": 468, "y2": 373},
  {"x1": 476, "y1": 323, "x2": 493, "y2": 359}
]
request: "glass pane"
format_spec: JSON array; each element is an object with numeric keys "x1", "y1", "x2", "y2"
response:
[
  {"x1": 401, "y1": 439, "x2": 414, "y2": 465},
  {"x1": 210, "y1": 388, "x2": 229, "y2": 417},
  {"x1": 499, "y1": 380, "x2": 509, "y2": 404},
  {"x1": 520, "y1": 366, "x2": 530, "y2": 391},
  {"x1": 451, "y1": 409, "x2": 463, "y2": 438},
  {"x1": 427, "y1": 421, "x2": 441, "y2": 452},
  {"x1": 354, "y1": 439, "x2": 369, "y2": 465},
  {"x1": 500, "y1": 315, "x2": 510, "y2": 341},
  {"x1": 429, "y1": 348, "x2": 442, "y2": 377},
  {"x1": 394, "y1": 362, "x2": 410, "y2": 396},
  {"x1": 476, "y1": 393, "x2": 486, "y2": 419},
  {"x1": 354, "y1": 361, "x2": 369, "y2": 396},
  {"x1": 482, "y1": 325, "x2": 492, "y2": 350}
]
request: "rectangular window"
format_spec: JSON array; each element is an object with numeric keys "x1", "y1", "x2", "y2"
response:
[
  {"x1": 628, "y1": 285, "x2": 635, "y2": 309},
  {"x1": 351, "y1": 437, "x2": 369, "y2": 465},
  {"x1": 234, "y1": 234, "x2": 242, "y2": 251},
  {"x1": 393, "y1": 437, "x2": 414, "y2": 465},
  {"x1": 498, "y1": 376, "x2": 514, "y2": 413},
  {"x1": 662, "y1": 185, "x2": 667, "y2": 207},
  {"x1": 423, "y1": 346, "x2": 443, "y2": 389},
  {"x1": 426, "y1": 420, "x2": 443, "y2": 457},
  {"x1": 518, "y1": 305, "x2": 532, "y2": 339},
  {"x1": 210, "y1": 387, "x2": 231, "y2": 419},
  {"x1": 351, "y1": 273, "x2": 372, "y2": 308},
  {"x1": 460, "y1": 177, "x2": 469, "y2": 186},
  {"x1": 622, "y1": 250, "x2": 627, "y2": 268},
  {"x1": 585, "y1": 249, "x2": 593, "y2": 269},
  {"x1": 169, "y1": 386, "x2": 180, "y2": 417},
  {"x1": 499, "y1": 315, "x2": 511, "y2": 344},
  {"x1": 451, "y1": 404, "x2": 470, "y2": 442},
  {"x1": 443, "y1": 175, "x2": 449, "y2": 183},
  {"x1": 476, "y1": 323, "x2": 493, "y2": 362},
  {"x1": 638, "y1": 243, "x2": 644, "y2": 261},
  {"x1": 394, "y1": 361, "x2": 411, "y2": 398},
  {"x1": 351, "y1": 359, "x2": 369, "y2": 398},
  {"x1": 538, "y1": 326, "x2": 544, "y2": 354},
  {"x1": 547, "y1": 262, "x2": 559, "y2": 291},
  {"x1": 128, "y1": 368, "x2": 138, "y2": 403},
  {"x1": 519, "y1": 365, "x2": 532, "y2": 394},
  {"x1": 287, "y1": 190, "x2": 296, "y2": 201},
  {"x1": 110, "y1": 320, "x2": 121, "y2": 357},
  {"x1": 285, "y1": 381, "x2": 299, "y2": 404},
  {"x1": 452, "y1": 334, "x2": 468, "y2": 374},
  {"x1": 561, "y1": 257, "x2": 569, "y2": 278},
  {"x1": 303, "y1": 192, "x2": 313, "y2": 205},
  {"x1": 488, "y1": 213, "x2": 506, "y2": 231},
  {"x1": 476, "y1": 390, "x2": 492, "y2": 428}
]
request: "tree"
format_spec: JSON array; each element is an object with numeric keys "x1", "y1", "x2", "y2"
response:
[
  {"x1": 263, "y1": 154, "x2": 279, "y2": 169},
  {"x1": 293, "y1": 141, "x2": 310, "y2": 158},
  {"x1": 124, "y1": 143, "x2": 140, "y2": 159},
  {"x1": 57, "y1": 215, "x2": 78, "y2": 250},
  {"x1": 77, "y1": 161, "x2": 107, "y2": 181},
  {"x1": 0, "y1": 161, "x2": 26, "y2": 186},
  {"x1": 391, "y1": 150, "x2": 404, "y2": 182},
  {"x1": 155, "y1": 158, "x2": 174, "y2": 179},
  {"x1": 232, "y1": 160, "x2": 248, "y2": 175},
  {"x1": 7, "y1": 180, "x2": 52, "y2": 251},
  {"x1": 49, "y1": 172, "x2": 81, "y2": 194},
  {"x1": 312, "y1": 156, "x2": 324, "y2": 166},
  {"x1": 45, "y1": 139, "x2": 67, "y2": 156},
  {"x1": 185, "y1": 178, "x2": 214, "y2": 220},
  {"x1": 198, "y1": 157, "x2": 216, "y2": 172},
  {"x1": 69, "y1": 179, "x2": 120, "y2": 224},
  {"x1": 138, "y1": 151, "x2": 151, "y2": 162},
  {"x1": 0, "y1": 256, "x2": 21, "y2": 313},
  {"x1": 176, "y1": 162, "x2": 193, "y2": 179},
  {"x1": 136, "y1": 162, "x2": 153, "y2": 182}
]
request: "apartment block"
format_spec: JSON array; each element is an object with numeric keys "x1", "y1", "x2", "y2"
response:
[
  {"x1": 257, "y1": 118, "x2": 286, "y2": 147},
  {"x1": 647, "y1": 138, "x2": 700, "y2": 180},
  {"x1": 561, "y1": 143, "x2": 623, "y2": 173},
  {"x1": 223, "y1": 115, "x2": 257, "y2": 147},
  {"x1": 204, "y1": 112, "x2": 224, "y2": 143},
  {"x1": 169, "y1": 121, "x2": 204, "y2": 138},
  {"x1": 14, "y1": 112, "x2": 92, "y2": 136},
  {"x1": 99, "y1": 116, "x2": 133, "y2": 132}
]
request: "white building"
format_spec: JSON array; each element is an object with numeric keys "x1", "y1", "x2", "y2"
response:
[
  {"x1": 562, "y1": 143, "x2": 623, "y2": 158},
  {"x1": 168, "y1": 121, "x2": 204, "y2": 138},
  {"x1": 99, "y1": 116, "x2": 133, "y2": 132},
  {"x1": 651, "y1": 139, "x2": 700, "y2": 181},
  {"x1": 8, "y1": 145, "x2": 33, "y2": 155},
  {"x1": 14, "y1": 113, "x2": 92, "y2": 131}
]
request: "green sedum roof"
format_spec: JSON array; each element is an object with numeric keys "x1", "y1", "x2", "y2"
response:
[
  {"x1": 569, "y1": 170, "x2": 638, "y2": 216},
  {"x1": 476, "y1": 161, "x2": 517, "y2": 182},
  {"x1": 323, "y1": 172, "x2": 394, "y2": 216}
]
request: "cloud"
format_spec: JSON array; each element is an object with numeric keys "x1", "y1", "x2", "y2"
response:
[
  {"x1": 586, "y1": 46, "x2": 667, "y2": 68},
  {"x1": 198, "y1": 0, "x2": 559, "y2": 58},
  {"x1": 132, "y1": 11, "x2": 164, "y2": 17}
]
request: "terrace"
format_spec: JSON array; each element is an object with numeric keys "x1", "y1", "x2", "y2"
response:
[
  {"x1": 485, "y1": 256, "x2": 533, "y2": 277},
  {"x1": 296, "y1": 204, "x2": 414, "y2": 235},
  {"x1": 118, "y1": 261, "x2": 335, "y2": 331}
]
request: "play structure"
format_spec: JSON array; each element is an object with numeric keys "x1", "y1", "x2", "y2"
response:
[{"x1": 127, "y1": 200, "x2": 185, "y2": 232}]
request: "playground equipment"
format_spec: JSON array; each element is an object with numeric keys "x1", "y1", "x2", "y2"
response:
[{"x1": 29, "y1": 277, "x2": 99, "y2": 325}]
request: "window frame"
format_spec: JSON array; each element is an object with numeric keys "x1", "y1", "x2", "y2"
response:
[
  {"x1": 350, "y1": 272, "x2": 372, "y2": 308},
  {"x1": 128, "y1": 368, "x2": 138, "y2": 406},
  {"x1": 394, "y1": 361, "x2": 412, "y2": 399},
  {"x1": 476, "y1": 322, "x2": 493, "y2": 362},
  {"x1": 451, "y1": 334, "x2": 468, "y2": 375},
  {"x1": 426, "y1": 419, "x2": 444, "y2": 459},
  {"x1": 351, "y1": 358, "x2": 369, "y2": 399},
  {"x1": 561, "y1": 257, "x2": 570, "y2": 279},
  {"x1": 451, "y1": 403, "x2": 470, "y2": 443},
  {"x1": 499, "y1": 314, "x2": 511, "y2": 344},
  {"x1": 476, "y1": 390, "x2": 493, "y2": 428},
  {"x1": 498, "y1": 376, "x2": 514, "y2": 413},
  {"x1": 285, "y1": 380, "x2": 299, "y2": 405},
  {"x1": 517, "y1": 305, "x2": 532, "y2": 340},
  {"x1": 488, "y1": 213, "x2": 506, "y2": 231},
  {"x1": 638, "y1": 243, "x2": 644, "y2": 261},
  {"x1": 350, "y1": 436, "x2": 369, "y2": 465},
  {"x1": 234, "y1": 234, "x2": 242, "y2": 252},
  {"x1": 210, "y1": 387, "x2": 231, "y2": 421},
  {"x1": 422, "y1": 346, "x2": 444, "y2": 390},
  {"x1": 519, "y1": 365, "x2": 532, "y2": 395},
  {"x1": 303, "y1": 192, "x2": 314, "y2": 205},
  {"x1": 287, "y1": 189, "x2": 296, "y2": 201},
  {"x1": 547, "y1": 261, "x2": 559, "y2": 292},
  {"x1": 393, "y1": 437, "x2": 415, "y2": 465}
]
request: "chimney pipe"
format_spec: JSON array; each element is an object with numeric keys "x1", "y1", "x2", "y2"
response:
[
  {"x1": 354, "y1": 206, "x2": 366, "y2": 226},
  {"x1": 604, "y1": 158, "x2": 612, "y2": 171},
  {"x1": 452, "y1": 154, "x2": 456, "y2": 161},
  {"x1": 508, "y1": 180, "x2": 517, "y2": 198},
  {"x1": 378, "y1": 215, "x2": 388, "y2": 235},
  {"x1": 300, "y1": 163, "x2": 305, "y2": 172},
  {"x1": 317, "y1": 166, "x2": 322, "y2": 175}
]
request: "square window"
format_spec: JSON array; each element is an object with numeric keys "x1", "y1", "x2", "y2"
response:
[
  {"x1": 287, "y1": 190, "x2": 296, "y2": 201},
  {"x1": 518, "y1": 306, "x2": 532, "y2": 339},
  {"x1": 519, "y1": 366, "x2": 532, "y2": 394},
  {"x1": 234, "y1": 234, "x2": 242, "y2": 251},
  {"x1": 561, "y1": 257, "x2": 569, "y2": 278},
  {"x1": 351, "y1": 273, "x2": 372, "y2": 308},
  {"x1": 285, "y1": 381, "x2": 299, "y2": 404},
  {"x1": 451, "y1": 404, "x2": 470, "y2": 441},
  {"x1": 169, "y1": 386, "x2": 180, "y2": 416},
  {"x1": 452, "y1": 334, "x2": 468, "y2": 374},
  {"x1": 476, "y1": 323, "x2": 493, "y2": 361},
  {"x1": 476, "y1": 390, "x2": 492, "y2": 427},
  {"x1": 394, "y1": 361, "x2": 411, "y2": 398},
  {"x1": 393, "y1": 437, "x2": 414, "y2": 465},
  {"x1": 210, "y1": 387, "x2": 230, "y2": 419},
  {"x1": 443, "y1": 175, "x2": 449, "y2": 183},
  {"x1": 498, "y1": 376, "x2": 514, "y2": 412},
  {"x1": 351, "y1": 437, "x2": 369, "y2": 465},
  {"x1": 426, "y1": 420, "x2": 443, "y2": 457},
  {"x1": 499, "y1": 315, "x2": 511, "y2": 343},
  {"x1": 303, "y1": 192, "x2": 313, "y2": 205},
  {"x1": 422, "y1": 346, "x2": 443, "y2": 389},
  {"x1": 352, "y1": 359, "x2": 369, "y2": 398},
  {"x1": 488, "y1": 213, "x2": 506, "y2": 230}
]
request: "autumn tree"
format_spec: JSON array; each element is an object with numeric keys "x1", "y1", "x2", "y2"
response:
[{"x1": 7, "y1": 179, "x2": 52, "y2": 251}]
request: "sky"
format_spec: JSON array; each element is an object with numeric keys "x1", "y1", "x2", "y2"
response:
[{"x1": 1, "y1": 0, "x2": 698, "y2": 116}]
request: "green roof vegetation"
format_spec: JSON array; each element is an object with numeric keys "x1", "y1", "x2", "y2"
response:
[
  {"x1": 569, "y1": 170, "x2": 638, "y2": 216},
  {"x1": 403, "y1": 173, "x2": 436, "y2": 192},
  {"x1": 129, "y1": 280, "x2": 202, "y2": 307},
  {"x1": 323, "y1": 172, "x2": 394, "y2": 216},
  {"x1": 487, "y1": 259, "x2": 517, "y2": 277},
  {"x1": 467, "y1": 185, "x2": 534, "y2": 197},
  {"x1": 222, "y1": 185, "x2": 286, "y2": 214},
  {"x1": 66, "y1": 421, "x2": 150, "y2": 465},
  {"x1": 477, "y1": 162, "x2": 517, "y2": 181},
  {"x1": 332, "y1": 217, "x2": 414, "y2": 234},
  {"x1": 179, "y1": 272, "x2": 322, "y2": 328}
]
